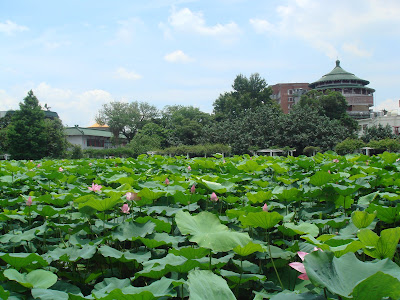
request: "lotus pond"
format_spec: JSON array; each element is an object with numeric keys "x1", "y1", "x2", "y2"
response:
[{"x1": 0, "y1": 152, "x2": 400, "y2": 299}]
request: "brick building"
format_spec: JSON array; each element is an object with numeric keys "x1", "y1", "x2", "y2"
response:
[{"x1": 271, "y1": 83, "x2": 310, "y2": 113}]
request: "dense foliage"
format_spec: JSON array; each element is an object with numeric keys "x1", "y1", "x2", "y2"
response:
[
  {"x1": 1, "y1": 153, "x2": 400, "y2": 299},
  {"x1": 6, "y1": 91, "x2": 47, "y2": 160}
]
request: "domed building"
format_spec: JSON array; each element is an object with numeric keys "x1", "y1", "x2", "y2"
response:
[{"x1": 309, "y1": 60, "x2": 374, "y2": 119}]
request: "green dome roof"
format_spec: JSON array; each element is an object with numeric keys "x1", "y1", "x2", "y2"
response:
[{"x1": 309, "y1": 60, "x2": 370, "y2": 89}]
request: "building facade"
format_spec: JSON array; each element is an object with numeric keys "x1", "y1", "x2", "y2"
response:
[
  {"x1": 358, "y1": 111, "x2": 400, "y2": 137},
  {"x1": 65, "y1": 125, "x2": 126, "y2": 149},
  {"x1": 271, "y1": 83, "x2": 310, "y2": 114},
  {"x1": 309, "y1": 60, "x2": 374, "y2": 119}
]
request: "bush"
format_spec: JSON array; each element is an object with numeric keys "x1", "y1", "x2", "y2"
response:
[
  {"x1": 303, "y1": 146, "x2": 322, "y2": 156},
  {"x1": 71, "y1": 144, "x2": 83, "y2": 159},
  {"x1": 161, "y1": 144, "x2": 231, "y2": 157},
  {"x1": 335, "y1": 138, "x2": 365, "y2": 155},
  {"x1": 368, "y1": 139, "x2": 400, "y2": 153}
]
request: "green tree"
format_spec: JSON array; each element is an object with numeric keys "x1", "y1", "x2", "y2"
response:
[
  {"x1": 335, "y1": 138, "x2": 365, "y2": 155},
  {"x1": 161, "y1": 105, "x2": 211, "y2": 146},
  {"x1": 213, "y1": 73, "x2": 275, "y2": 120},
  {"x1": 0, "y1": 111, "x2": 12, "y2": 153},
  {"x1": 96, "y1": 101, "x2": 159, "y2": 144},
  {"x1": 299, "y1": 90, "x2": 358, "y2": 133},
  {"x1": 44, "y1": 118, "x2": 67, "y2": 158},
  {"x1": 361, "y1": 124, "x2": 395, "y2": 142},
  {"x1": 7, "y1": 90, "x2": 47, "y2": 160},
  {"x1": 281, "y1": 104, "x2": 351, "y2": 154},
  {"x1": 202, "y1": 104, "x2": 284, "y2": 154}
]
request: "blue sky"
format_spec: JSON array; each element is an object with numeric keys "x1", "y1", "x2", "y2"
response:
[{"x1": 1, "y1": 0, "x2": 400, "y2": 126}]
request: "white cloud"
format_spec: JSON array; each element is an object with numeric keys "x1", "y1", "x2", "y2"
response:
[
  {"x1": 0, "y1": 83, "x2": 116, "y2": 127},
  {"x1": 373, "y1": 98, "x2": 400, "y2": 113},
  {"x1": 110, "y1": 18, "x2": 144, "y2": 44},
  {"x1": 164, "y1": 7, "x2": 241, "y2": 43},
  {"x1": 249, "y1": 0, "x2": 400, "y2": 58},
  {"x1": 164, "y1": 50, "x2": 192, "y2": 63},
  {"x1": 0, "y1": 20, "x2": 28, "y2": 35},
  {"x1": 342, "y1": 42, "x2": 372, "y2": 58},
  {"x1": 114, "y1": 67, "x2": 142, "y2": 80}
]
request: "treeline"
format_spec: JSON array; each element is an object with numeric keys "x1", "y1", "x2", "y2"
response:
[
  {"x1": 1, "y1": 74, "x2": 398, "y2": 160},
  {"x1": 95, "y1": 73, "x2": 365, "y2": 156}
]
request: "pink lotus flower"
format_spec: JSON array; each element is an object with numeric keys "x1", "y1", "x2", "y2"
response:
[
  {"x1": 328, "y1": 170, "x2": 331, "y2": 174},
  {"x1": 26, "y1": 196, "x2": 33, "y2": 206},
  {"x1": 210, "y1": 192, "x2": 218, "y2": 202},
  {"x1": 37, "y1": 164, "x2": 41, "y2": 168},
  {"x1": 89, "y1": 163, "x2": 92, "y2": 166},
  {"x1": 262, "y1": 203, "x2": 268, "y2": 212},
  {"x1": 126, "y1": 192, "x2": 140, "y2": 201},
  {"x1": 190, "y1": 184, "x2": 196, "y2": 194},
  {"x1": 332, "y1": 159, "x2": 339, "y2": 163},
  {"x1": 59, "y1": 167, "x2": 63, "y2": 172},
  {"x1": 165, "y1": 178, "x2": 170, "y2": 185},
  {"x1": 289, "y1": 247, "x2": 321, "y2": 280},
  {"x1": 187, "y1": 166, "x2": 192, "y2": 171},
  {"x1": 121, "y1": 203, "x2": 130, "y2": 214},
  {"x1": 88, "y1": 183, "x2": 102, "y2": 192}
]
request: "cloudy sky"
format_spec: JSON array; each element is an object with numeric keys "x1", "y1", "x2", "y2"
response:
[{"x1": 1, "y1": 0, "x2": 400, "y2": 126}]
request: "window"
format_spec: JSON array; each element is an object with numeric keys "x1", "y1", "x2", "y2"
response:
[
  {"x1": 87, "y1": 138, "x2": 105, "y2": 147},
  {"x1": 394, "y1": 126, "x2": 399, "y2": 135},
  {"x1": 288, "y1": 89, "x2": 293, "y2": 95},
  {"x1": 288, "y1": 97, "x2": 294, "y2": 102}
]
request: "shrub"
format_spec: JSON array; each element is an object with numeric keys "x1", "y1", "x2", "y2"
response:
[
  {"x1": 303, "y1": 146, "x2": 322, "y2": 156},
  {"x1": 335, "y1": 138, "x2": 365, "y2": 155}
]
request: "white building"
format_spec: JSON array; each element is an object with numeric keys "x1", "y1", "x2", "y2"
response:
[{"x1": 357, "y1": 111, "x2": 400, "y2": 136}]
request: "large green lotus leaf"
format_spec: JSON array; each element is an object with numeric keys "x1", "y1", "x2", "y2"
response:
[
  {"x1": 146, "y1": 205, "x2": 189, "y2": 217},
  {"x1": 136, "y1": 254, "x2": 200, "y2": 279},
  {"x1": 35, "y1": 205, "x2": 67, "y2": 217},
  {"x1": 45, "y1": 244, "x2": 96, "y2": 262},
  {"x1": 0, "y1": 286, "x2": 9, "y2": 300},
  {"x1": 0, "y1": 252, "x2": 48, "y2": 270},
  {"x1": 272, "y1": 186, "x2": 299, "y2": 201},
  {"x1": 328, "y1": 183, "x2": 359, "y2": 196},
  {"x1": 176, "y1": 211, "x2": 251, "y2": 252},
  {"x1": 380, "y1": 151, "x2": 398, "y2": 164},
  {"x1": 351, "y1": 210, "x2": 376, "y2": 229},
  {"x1": 99, "y1": 245, "x2": 151, "y2": 264},
  {"x1": 367, "y1": 203, "x2": 400, "y2": 224},
  {"x1": 93, "y1": 277, "x2": 131, "y2": 297},
  {"x1": 200, "y1": 179, "x2": 235, "y2": 193},
  {"x1": 334, "y1": 195, "x2": 354, "y2": 209},
  {"x1": 31, "y1": 289, "x2": 69, "y2": 300},
  {"x1": 4, "y1": 269, "x2": 57, "y2": 289},
  {"x1": 350, "y1": 271, "x2": 400, "y2": 300},
  {"x1": 269, "y1": 291, "x2": 324, "y2": 300},
  {"x1": 92, "y1": 289, "x2": 155, "y2": 300},
  {"x1": 219, "y1": 269, "x2": 265, "y2": 284},
  {"x1": 357, "y1": 191, "x2": 379, "y2": 206},
  {"x1": 233, "y1": 241, "x2": 264, "y2": 256},
  {"x1": 270, "y1": 163, "x2": 288, "y2": 174},
  {"x1": 246, "y1": 190, "x2": 273, "y2": 204},
  {"x1": 187, "y1": 270, "x2": 236, "y2": 300},
  {"x1": 309, "y1": 171, "x2": 333, "y2": 186},
  {"x1": 137, "y1": 187, "x2": 164, "y2": 200},
  {"x1": 239, "y1": 211, "x2": 283, "y2": 229},
  {"x1": 78, "y1": 195, "x2": 121, "y2": 212},
  {"x1": 304, "y1": 251, "x2": 400, "y2": 298},
  {"x1": 357, "y1": 227, "x2": 400, "y2": 259},
  {"x1": 169, "y1": 246, "x2": 210, "y2": 259},
  {"x1": 380, "y1": 192, "x2": 400, "y2": 201},
  {"x1": 237, "y1": 160, "x2": 261, "y2": 173},
  {"x1": 0, "y1": 224, "x2": 46, "y2": 243},
  {"x1": 139, "y1": 232, "x2": 185, "y2": 248},
  {"x1": 327, "y1": 240, "x2": 363, "y2": 257},
  {"x1": 111, "y1": 221, "x2": 155, "y2": 241},
  {"x1": 282, "y1": 222, "x2": 319, "y2": 237},
  {"x1": 135, "y1": 216, "x2": 171, "y2": 233}
]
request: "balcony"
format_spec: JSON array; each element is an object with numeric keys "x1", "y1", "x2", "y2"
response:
[
  {"x1": 343, "y1": 95, "x2": 374, "y2": 106},
  {"x1": 347, "y1": 111, "x2": 371, "y2": 119}
]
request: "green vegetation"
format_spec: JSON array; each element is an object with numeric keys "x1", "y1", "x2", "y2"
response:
[{"x1": 0, "y1": 153, "x2": 400, "y2": 299}]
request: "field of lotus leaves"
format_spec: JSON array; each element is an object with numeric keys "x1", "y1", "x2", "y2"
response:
[{"x1": 0, "y1": 152, "x2": 400, "y2": 299}]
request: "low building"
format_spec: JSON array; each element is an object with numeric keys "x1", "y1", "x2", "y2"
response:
[
  {"x1": 65, "y1": 125, "x2": 126, "y2": 149},
  {"x1": 357, "y1": 111, "x2": 400, "y2": 136},
  {"x1": 271, "y1": 83, "x2": 310, "y2": 113},
  {"x1": 309, "y1": 60, "x2": 374, "y2": 119}
]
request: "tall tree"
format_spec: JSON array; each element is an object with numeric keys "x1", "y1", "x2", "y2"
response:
[
  {"x1": 44, "y1": 118, "x2": 68, "y2": 158},
  {"x1": 361, "y1": 124, "x2": 395, "y2": 142},
  {"x1": 213, "y1": 73, "x2": 274, "y2": 120},
  {"x1": 299, "y1": 90, "x2": 358, "y2": 133},
  {"x1": 161, "y1": 105, "x2": 211, "y2": 146},
  {"x1": 7, "y1": 90, "x2": 47, "y2": 160},
  {"x1": 281, "y1": 104, "x2": 351, "y2": 154},
  {"x1": 96, "y1": 101, "x2": 159, "y2": 143}
]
